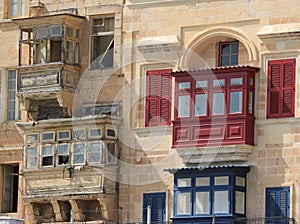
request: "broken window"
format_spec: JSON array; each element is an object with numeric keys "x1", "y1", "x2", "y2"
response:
[
  {"x1": 90, "y1": 17, "x2": 114, "y2": 69},
  {"x1": 57, "y1": 144, "x2": 70, "y2": 166},
  {"x1": 19, "y1": 24, "x2": 80, "y2": 66},
  {"x1": 1, "y1": 165, "x2": 19, "y2": 213},
  {"x1": 42, "y1": 145, "x2": 54, "y2": 166}
]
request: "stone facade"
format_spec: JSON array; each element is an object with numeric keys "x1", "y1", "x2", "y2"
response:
[{"x1": 0, "y1": 0, "x2": 300, "y2": 223}]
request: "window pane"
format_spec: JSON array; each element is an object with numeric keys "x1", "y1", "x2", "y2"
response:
[
  {"x1": 42, "y1": 132, "x2": 54, "y2": 141},
  {"x1": 231, "y1": 42, "x2": 239, "y2": 53},
  {"x1": 36, "y1": 27, "x2": 48, "y2": 39},
  {"x1": 58, "y1": 131, "x2": 70, "y2": 140},
  {"x1": 213, "y1": 79, "x2": 225, "y2": 87},
  {"x1": 196, "y1": 192, "x2": 210, "y2": 214},
  {"x1": 177, "y1": 192, "x2": 191, "y2": 215},
  {"x1": 57, "y1": 144, "x2": 70, "y2": 165},
  {"x1": 248, "y1": 91, "x2": 253, "y2": 114},
  {"x1": 50, "y1": 25, "x2": 63, "y2": 37},
  {"x1": 249, "y1": 77, "x2": 254, "y2": 86},
  {"x1": 235, "y1": 191, "x2": 245, "y2": 214},
  {"x1": 88, "y1": 141, "x2": 103, "y2": 164},
  {"x1": 178, "y1": 95, "x2": 190, "y2": 117},
  {"x1": 221, "y1": 44, "x2": 230, "y2": 54},
  {"x1": 66, "y1": 26, "x2": 74, "y2": 37},
  {"x1": 74, "y1": 129, "x2": 86, "y2": 140},
  {"x1": 66, "y1": 41, "x2": 74, "y2": 64},
  {"x1": 27, "y1": 147, "x2": 38, "y2": 168},
  {"x1": 215, "y1": 176, "x2": 229, "y2": 185},
  {"x1": 214, "y1": 191, "x2": 229, "y2": 213},
  {"x1": 74, "y1": 143, "x2": 85, "y2": 164},
  {"x1": 27, "y1": 133, "x2": 39, "y2": 143},
  {"x1": 177, "y1": 178, "x2": 191, "y2": 187},
  {"x1": 212, "y1": 93, "x2": 224, "y2": 115},
  {"x1": 231, "y1": 54, "x2": 238, "y2": 65},
  {"x1": 89, "y1": 129, "x2": 101, "y2": 138},
  {"x1": 230, "y1": 78, "x2": 243, "y2": 85},
  {"x1": 196, "y1": 177, "x2": 210, "y2": 186},
  {"x1": 221, "y1": 56, "x2": 230, "y2": 66},
  {"x1": 230, "y1": 91, "x2": 242, "y2": 114},
  {"x1": 195, "y1": 94, "x2": 207, "y2": 116},
  {"x1": 178, "y1": 82, "x2": 190, "y2": 89},
  {"x1": 11, "y1": 4, "x2": 18, "y2": 17},
  {"x1": 91, "y1": 35, "x2": 114, "y2": 69},
  {"x1": 196, "y1": 80, "x2": 208, "y2": 88},
  {"x1": 42, "y1": 146, "x2": 53, "y2": 156}
]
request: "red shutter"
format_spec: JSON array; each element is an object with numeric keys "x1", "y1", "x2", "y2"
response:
[
  {"x1": 267, "y1": 59, "x2": 295, "y2": 118},
  {"x1": 146, "y1": 69, "x2": 172, "y2": 126}
]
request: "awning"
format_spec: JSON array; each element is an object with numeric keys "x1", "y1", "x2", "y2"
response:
[{"x1": 164, "y1": 164, "x2": 253, "y2": 174}]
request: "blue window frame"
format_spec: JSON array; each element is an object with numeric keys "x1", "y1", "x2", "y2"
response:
[
  {"x1": 171, "y1": 166, "x2": 250, "y2": 224},
  {"x1": 266, "y1": 187, "x2": 290, "y2": 218},
  {"x1": 143, "y1": 192, "x2": 166, "y2": 223}
]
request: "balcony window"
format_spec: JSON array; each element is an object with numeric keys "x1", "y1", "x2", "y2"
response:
[
  {"x1": 6, "y1": 69, "x2": 20, "y2": 121},
  {"x1": 41, "y1": 145, "x2": 54, "y2": 166},
  {"x1": 171, "y1": 166, "x2": 250, "y2": 224},
  {"x1": 172, "y1": 66, "x2": 258, "y2": 147},
  {"x1": 90, "y1": 17, "x2": 114, "y2": 69},
  {"x1": 19, "y1": 24, "x2": 80, "y2": 66}
]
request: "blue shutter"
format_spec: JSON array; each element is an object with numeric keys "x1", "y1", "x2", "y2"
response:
[
  {"x1": 143, "y1": 193, "x2": 166, "y2": 223},
  {"x1": 266, "y1": 187, "x2": 290, "y2": 217}
]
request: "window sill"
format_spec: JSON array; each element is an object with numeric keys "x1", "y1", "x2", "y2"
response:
[{"x1": 133, "y1": 125, "x2": 172, "y2": 138}]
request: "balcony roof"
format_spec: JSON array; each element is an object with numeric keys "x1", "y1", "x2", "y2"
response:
[
  {"x1": 165, "y1": 164, "x2": 252, "y2": 174},
  {"x1": 172, "y1": 65, "x2": 259, "y2": 77}
]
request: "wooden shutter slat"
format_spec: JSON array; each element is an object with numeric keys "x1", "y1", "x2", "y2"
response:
[
  {"x1": 283, "y1": 89, "x2": 292, "y2": 114},
  {"x1": 270, "y1": 64, "x2": 280, "y2": 89}
]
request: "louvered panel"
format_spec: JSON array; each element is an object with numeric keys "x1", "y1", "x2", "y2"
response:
[
  {"x1": 160, "y1": 98, "x2": 170, "y2": 123},
  {"x1": 161, "y1": 74, "x2": 170, "y2": 97},
  {"x1": 279, "y1": 191, "x2": 288, "y2": 216},
  {"x1": 270, "y1": 91, "x2": 280, "y2": 115},
  {"x1": 283, "y1": 62, "x2": 293, "y2": 88},
  {"x1": 156, "y1": 196, "x2": 163, "y2": 222},
  {"x1": 283, "y1": 90, "x2": 292, "y2": 114},
  {"x1": 148, "y1": 74, "x2": 159, "y2": 96},
  {"x1": 148, "y1": 99, "x2": 158, "y2": 124},
  {"x1": 270, "y1": 64, "x2": 281, "y2": 89},
  {"x1": 266, "y1": 191, "x2": 277, "y2": 217}
]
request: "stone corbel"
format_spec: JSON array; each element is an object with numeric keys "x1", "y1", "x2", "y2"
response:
[
  {"x1": 69, "y1": 199, "x2": 86, "y2": 221},
  {"x1": 50, "y1": 200, "x2": 63, "y2": 222},
  {"x1": 29, "y1": 0, "x2": 44, "y2": 17}
]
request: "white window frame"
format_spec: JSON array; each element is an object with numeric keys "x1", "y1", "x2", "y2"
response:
[
  {"x1": 88, "y1": 128, "x2": 102, "y2": 139},
  {"x1": 57, "y1": 130, "x2": 71, "y2": 141},
  {"x1": 41, "y1": 131, "x2": 55, "y2": 142}
]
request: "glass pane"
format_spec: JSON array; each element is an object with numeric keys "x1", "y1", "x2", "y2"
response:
[
  {"x1": 76, "y1": 29, "x2": 80, "y2": 38},
  {"x1": 215, "y1": 176, "x2": 229, "y2": 185},
  {"x1": 42, "y1": 132, "x2": 54, "y2": 141},
  {"x1": 66, "y1": 41, "x2": 74, "y2": 63},
  {"x1": 230, "y1": 78, "x2": 243, "y2": 85},
  {"x1": 58, "y1": 131, "x2": 70, "y2": 139},
  {"x1": 177, "y1": 178, "x2": 191, "y2": 187},
  {"x1": 178, "y1": 95, "x2": 190, "y2": 117},
  {"x1": 27, "y1": 147, "x2": 38, "y2": 168},
  {"x1": 213, "y1": 79, "x2": 225, "y2": 87},
  {"x1": 214, "y1": 191, "x2": 229, "y2": 213},
  {"x1": 89, "y1": 129, "x2": 101, "y2": 138},
  {"x1": 248, "y1": 91, "x2": 253, "y2": 114},
  {"x1": 36, "y1": 27, "x2": 48, "y2": 39},
  {"x1": 195, "y1": 94, "x2": 207, "y2": 116},
  {"x1": 58, "y1": 144, "x2": 69, "y2": 154},
  {"x1": 196, "y1": 192, "x2": 210, "y2": 214},
  {"x1": 74, "y1": 129, "x2": 86, "y2": 140},
  {"x1": 196, "y1": 177, "x2": 210, "y2": 186},
  {"x1": 27, "y1": 133, "x2": 39, "y2": 143},
  {"x1": 221, "y1": 56, "x2": 230, "y2": 66},
  {"x1": 196, "y1": 80, "x2": 208, "y2": 88},
  {"x1": 221, "y1": 44, "x2": 230, "y2": 54},
  {"x1": 88, "y1": 142, "x2": 102, "y2": 163},
  {"x1": 249, "y1": 77, "x2": 254, "y2": 86},
  {"x1": 230, "y1": 91, "x2": 242, "y2": 114},
  {"x1": 74, "y1": 143, "x2": 85, "y2": 153},
  {"x1": 66, "y1": 26, "x2": 74, "y2": 37},
  {"x1": 42, "y1": 146, "x2": 53, "y2": 156},
  {"x1": 212, "y1": 93, "x2": 224, "y2": 115},
  {"x1": 235, "y1": 191, "x2": 245, "y2": 214},
  {"x1": 50, "y1": 25, "x2": 62, "y2": 37},
  {"x1": 231, "y1": 54, "x2": 238, "y2": 65},
  {"x1": 11, "y1": 4, "x2": 17, "y2": 17},
  {"x1": 177, "y1": 192, "x2": 191, "y2": 215},
  {"x1": 73, "y1": 143, "x2": 85, "y2": 164},
  {"x1": 231, "y1": 42, "x2": 239, "y2": 53},
  {"x1": 236, "y1": 176, "x2": 245, "y2": 187},
  {"x1": 74, "y1": 155, "x2": 84, "y2": 164},
  {"x1": 89, "y1": 141, "x2": 102, "y2": 153},
  {"x1": 178, "y1": 82, "x2": 190, "y2": 89}
]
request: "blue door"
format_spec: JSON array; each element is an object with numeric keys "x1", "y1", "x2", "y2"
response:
[
  {"x1": 143, "y1": 192, "x2": 166, "y2": 223},
  {"x1": 266, "y1": 187, "x2": 290, "y2": 218}
]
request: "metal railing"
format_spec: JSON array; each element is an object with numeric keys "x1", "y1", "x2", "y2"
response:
[
  {"x1": 235, "y1": 217, "x2": 295, "y2": 224},
  {"x1": 126, "y1": 222, "x2": 172, "y2": 224}
]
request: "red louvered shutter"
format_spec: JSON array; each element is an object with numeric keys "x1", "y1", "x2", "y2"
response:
[
  {"x1": 282, "y1": 60, "x2": 295, "y2": 117},
  {"x1": 267, "y1": 59, "x2": 295, "y2": 118},
  {"x1": 146, "y1": 69, "x2": 172, "y2": 126},
  {"x1": 160, "y1": 73, "x2": 171, "y2": 125}
]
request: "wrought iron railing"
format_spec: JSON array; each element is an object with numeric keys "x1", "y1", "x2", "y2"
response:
[{"x1": 235, "y1": 217, "x2": 295, "y2": 224}]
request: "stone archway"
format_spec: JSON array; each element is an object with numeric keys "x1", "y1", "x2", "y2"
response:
[{"x1": 180, "y1": 26, "x2": 258, "y2": 70}]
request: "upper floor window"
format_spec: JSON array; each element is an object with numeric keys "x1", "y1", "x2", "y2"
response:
[
  {"x1": 173, "y1": 169, "x2": 248, "y2": 221},
  {"x1": 145, "y1": 69, "x2": 172, "y2": 126},
  {"x1": 267, "y1": 58, "x2": 295, "y2": 118},
  {"x1": 90, "y1": 17, "x2": 114, "y2": 69},
  {"x1": 19, "y1": 25, "x2": 80, "y2": 66},
  {"x1": 6, "y1": 69, "x2": 20, "y2": 121},
  {"x1": 9, "y1": 0, "x2": 25, "y2": 18},
  {"x1": 219, "y1": 42, "x2": 239, "y2": 66}
]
